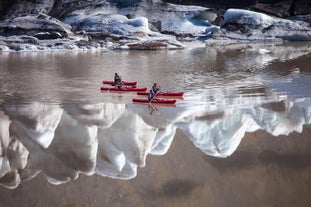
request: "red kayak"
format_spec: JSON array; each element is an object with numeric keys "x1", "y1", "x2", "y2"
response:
[
  {"x1": 133, "y1": 98, "x2": 176, "y2": 104},
  {"x1": 137, "y1": 91, "x2": 184, "y2": 96},
  {"x1": 102, "y1": 80, "x2": 137, "y2": 86},
  {"x1": 101, "y1": 87, "x2": 147, "y2": 92}
]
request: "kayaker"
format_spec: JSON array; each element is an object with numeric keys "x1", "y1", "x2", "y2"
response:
[
  {"x1": 148, "y1": 90, "x2": 155, "y2": 102},
  {"x1": 152, "y1": 83, "x2": 160, "y2": 94},
  {"x1": 114, "y1": 73, "x2": 122, "y2": 88}
]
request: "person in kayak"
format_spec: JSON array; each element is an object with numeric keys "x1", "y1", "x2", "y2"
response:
[
  {"x1": 114, "y1": 73, "x2": 122, "y2": 88},
  {"x1": 152, "y1": 83, "x2": 160, "y2": 94},
  {"x1": 148, "y1": 90, "x2": 155, "y2": 102}
]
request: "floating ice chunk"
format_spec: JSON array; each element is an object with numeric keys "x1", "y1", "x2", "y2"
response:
[
  {"x1": 120, "y1": 37, "x2": 184, "y2": 50},
  {"x1": 127, "y1": 17, "x2": 148, "y2": 27},
  {"x1": 210, "y1": 9, "x2": 311, "y2": 43},
  {"x1": 259, "y1": 48, "x2": 271, "y2": 54},
  {"x1": 0, "y1": 45, "x2": 10, "y2": 51},
  {"x1": 224, "y1": 9, "x2": 274, "y2": 29}
]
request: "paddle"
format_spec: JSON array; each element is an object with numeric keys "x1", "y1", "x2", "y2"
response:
[{"x1": 149, "y1": 90, "x2": 160, "y2": 103}]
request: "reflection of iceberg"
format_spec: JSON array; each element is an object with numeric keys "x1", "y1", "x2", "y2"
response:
[
  {"x1": 250, "y1": 100, "x2": 311, "y2": 136},
  {"x1": 0, "y1": 112, "x2": 29, "y2": 189},
  {"x1": 1, "y1": 93, "x2": 311, "y2": 188},
  {"x1": 96, "y1": 110, "x2": 157, "y2": 179},
  {"x1": 178, "y1": 111, "x2": 260, "y2": 157},
  {"x1": 63, "y1": 103, "x2": 125, "y2": 128},
  {"x1": 150, "y1": 125, "x2": 177, "y2": 156},
  {"x1": 4, "y1": 102, "x2": 63, "y2": 148}
]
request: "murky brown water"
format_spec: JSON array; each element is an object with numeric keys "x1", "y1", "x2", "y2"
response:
[{"x1": 0, "y1": 42, "x2": 311, "y2": 206}]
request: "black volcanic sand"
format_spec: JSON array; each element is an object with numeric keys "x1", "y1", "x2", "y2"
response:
[{"x1": 0, "y1": 127, "x2": 311, "y2": 207}]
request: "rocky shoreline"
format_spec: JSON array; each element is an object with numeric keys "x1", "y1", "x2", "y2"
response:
[{"x1": 0, "y1": 0, "x2": 310, "y2": 52}]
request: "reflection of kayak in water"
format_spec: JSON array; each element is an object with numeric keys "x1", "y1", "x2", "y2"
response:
[
  {"x1": 101, "y1": 87, "x2": 147, "y2": 92},
  {"x1": 132, "y1": 98, "x2": 176, "y2": 104},
  {"x1": 137, "y1": 91, "x2": 183, "y2": 96},
  {"x1": 102, "y1": 80, "x2": 137, "y2": 86}
]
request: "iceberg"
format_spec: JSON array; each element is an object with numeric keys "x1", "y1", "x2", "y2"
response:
[
  {"x1": 64, "y1": 11, "x2": 151, "y2": 37},
  {"x1": 208, "y1": 9, "x2": 311, "y2": 44}
]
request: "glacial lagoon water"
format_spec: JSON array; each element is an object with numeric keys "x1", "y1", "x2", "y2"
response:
[{"x1": 0, "y1": 42, "x2": 311, "y2": 206}]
